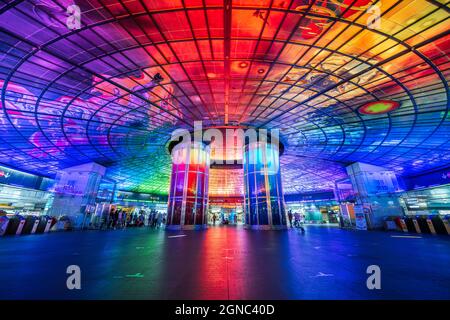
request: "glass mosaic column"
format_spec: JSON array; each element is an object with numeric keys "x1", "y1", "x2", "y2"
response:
[
  {"x1": 346, "y1": 162, "x2": 402, "y2": 229},
  {"x1": 243, "y1": 141, "x2": 287, "y2": 230},
  {"x1": 167, "y1": 142, "x2": 210, "y2": 230},
  {"x1": 48, "y1": 162, "x2": 106, "y2": 228}
]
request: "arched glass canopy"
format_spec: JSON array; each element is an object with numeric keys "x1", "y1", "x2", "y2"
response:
[{"x1": 0, "y1": 0, "x2": 448, "y2": 195}]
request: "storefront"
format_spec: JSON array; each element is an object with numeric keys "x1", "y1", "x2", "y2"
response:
[
  {"x1": 285, "y1": 201, "x2": 339, "y2": 224},
  {"x1": 0, "y1": 166, "x2": 54, "y2": 215},
  {"x1": 285, "y1": 191, "x2": 339, "y2": 224},
  {"x1": 208, "y1": 196, "x2": 244, "y2": 225},
  {"x1": 399, "y1": 185, "x2": 450, "y2": 216},
  {"x1": 0, "y1": 184, "x2": 51, "y2": 214}
]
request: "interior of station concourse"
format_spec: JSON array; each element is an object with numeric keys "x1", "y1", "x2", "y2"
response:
[{"x1": 0, "y1": 0, "x2": 449, "y2": 301}]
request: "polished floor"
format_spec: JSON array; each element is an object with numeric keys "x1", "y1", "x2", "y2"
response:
[{"x1": 0, "y1": 225, "x2": 449, "y2": 300}]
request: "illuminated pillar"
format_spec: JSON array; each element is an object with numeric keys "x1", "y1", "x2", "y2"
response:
[
  {"x1": 167, "y1": 142, "x2": 210, "y2": 230},
  {"x1": 243, "y1": 141, "x2": 287, "y2": 230}
]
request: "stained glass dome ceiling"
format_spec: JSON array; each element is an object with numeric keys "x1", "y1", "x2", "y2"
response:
[{"x1": 0, "y1": 0, "x2": 449, "y2": 195}]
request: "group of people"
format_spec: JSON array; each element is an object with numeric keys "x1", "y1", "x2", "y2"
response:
[
  {"x1": 102, "y1": 207, "x2": 125, "y2": 229},
  {"x1": 147, "y1": 209, "x2": 165, "y2": 228},
  {"x1": 210, "y1": 213, "x2": 238, "y2": 225},
  {"x1": 287, "y1": 210, "x2": 306, "y2": 231},
  {"x1": 96, "y1": 208, "x2": 165, "y2": 230},
  {"x1": 99, "y1": 208, "x2": 306, "y2": 230}
]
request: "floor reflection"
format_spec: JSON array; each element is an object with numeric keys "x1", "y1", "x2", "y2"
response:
[{"x1": 0, "y1": 226, "x2": 449, "y2": 299}]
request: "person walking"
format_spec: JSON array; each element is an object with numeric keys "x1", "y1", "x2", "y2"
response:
[
  {"x1": 117, "y1": 209, "x2": 123, "y2": 228},
  {"x1": 112, "y1": 209, "x2": 119, "y2": 229},
  {"x1": 288, "y1": 210, "x2": 293, "y2": 228},
  {"x1": 156, "y1": 212, "x2": 162, "y2": 228},
  {"x1": 293, "y1": 212, "x2": 305, "y2": 233},
  {"x1": 150, "y1": 211, "x2": 156, "y2": 228},
  {"x1": 147, "y1": 211, "x2": 153, "y2": 227}
]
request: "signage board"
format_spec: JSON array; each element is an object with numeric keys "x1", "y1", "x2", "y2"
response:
[{"x1": 354, "y1": 205, "x2": 367, "y2": 230}]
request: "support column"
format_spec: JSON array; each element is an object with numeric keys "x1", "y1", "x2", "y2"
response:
[
  {"x1": 243, "y1": 141, "x2": 287, "y2": 230},
  {"x1": 167, "y1": 142, "x2": 210, "y2": 230},
  {"x1": 346, "y1": 162, "x2": 402, "y2": 228},
  {"x1": 48, "y1": 162, "x2": 106, "y2": 228}
]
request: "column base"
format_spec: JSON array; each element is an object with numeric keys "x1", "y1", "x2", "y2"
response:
[
  {"x1": 165, "y1": 224, "x2": 208, "y2": 231},
  {"x1": 244, "y1": 224, "x2": 288, "y2": 231}
]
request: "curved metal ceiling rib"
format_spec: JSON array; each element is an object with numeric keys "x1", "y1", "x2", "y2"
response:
[{"x1": 0, "y1": 0, "x2": 449, "y2": 195}]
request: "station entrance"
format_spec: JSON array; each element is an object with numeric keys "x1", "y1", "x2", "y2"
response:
[{"x1": 208, "y1": 198, "x2": 244, "y2": 226}]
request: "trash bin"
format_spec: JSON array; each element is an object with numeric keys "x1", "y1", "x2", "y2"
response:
[
  {"x1": 416, "y1": 215, "x2": 431, "y2": 234},
  {"x1": 44, "y1": 216, "x2": 57, "y2": 233},
  {"x1": 35, "y1": 215, "x2": 48, "y2": 233},
  {"x1": 22, "y1": 215, "x2": 38, "y2": 235},
  {"x1": 404, "y1": 216, "x2": 421, "y2": 233},
  {"x1": 429, "y1": 215, "x2": 446, "y2": 235},
  {"x1": 15, "y1": 215, "x2": 26, "y2": 235},
  {"x1": 394, "y1": 216, "x2": 408, "y2": 232},
  {"x1": 30, "y1": 216, "x2": 41, "y2": 234},
  {"x1": 404, "y1": 217, "x2": 415, "y2": 233},
  {"x1": 412, "y1": 217, "x2": 421, "y2": 233},
  {"x1": 426, "y1": 216, "x2": 436, "y2": 234},
  {"x1": 442, "y1": 215, "x2": 450, "y2": 235},
  {"x1": 5, "y1": 215, "x2": 25, "y2": 235},
  {"x1": 5, "y1": 216, "x2": 19, "y2": 235},
  {"x1": 0, "y1": 216, "x2": 9, "y2": 236}
]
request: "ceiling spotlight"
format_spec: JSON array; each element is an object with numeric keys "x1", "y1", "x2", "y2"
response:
[
  {"x1": 257, "y1": 68, "x2": 265, "y2": 74},
  {"x1": 207, "y1": 72, "x2": 216, "y2": 78},
  {"x1": 239, "y1": 61, "x2": 249, "y2": 68},
  {"x1": 358, "y1": 100, "x2": 400, "y2": 115}
]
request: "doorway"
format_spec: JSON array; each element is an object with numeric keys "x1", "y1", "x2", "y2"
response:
[{"x1": 208, "y1": 204, "x2": 244, "y2": 226}]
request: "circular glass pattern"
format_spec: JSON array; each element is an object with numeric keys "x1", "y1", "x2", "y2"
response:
[
  {"x1": 358, "y1": 100, "x2": 401, "y2": 115},
  {"x1": 0, "y1": 0, "x2": 447, "y2": 195}
]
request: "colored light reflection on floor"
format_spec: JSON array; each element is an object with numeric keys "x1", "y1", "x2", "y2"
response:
[{"x1": 1, "y1": 226, "x2": 449, "y2": 300}]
